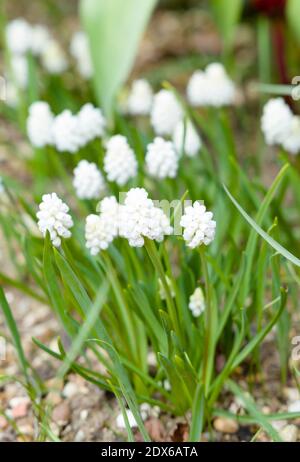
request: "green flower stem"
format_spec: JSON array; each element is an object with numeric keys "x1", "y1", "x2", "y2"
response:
[
  {"x1": 144, "y1": 238, "x2": 181, "y2": 342},
  {"x1": 199, "y1": 246, "x2": 213, "y2": 396},
  {"x1": 100, "y1": 251, "x2": 137, "y2": 363}
]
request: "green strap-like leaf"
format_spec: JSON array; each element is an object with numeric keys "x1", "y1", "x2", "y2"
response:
[{"x1": 80, "y1": 0, "x2": 157, "y2": 118}]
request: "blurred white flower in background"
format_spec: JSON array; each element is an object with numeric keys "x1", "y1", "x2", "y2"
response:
[
  {"x1": 37, "y1": 193, "x2": 73, "y2": 247},
  {"x1": 73, "y1": 160, "x2": 105, "y2": 200},
  {"x1": 41, "y1": 40, "x2": 67, "y2": 74},
  {"x1": 31, "y1": 24, "x2": 51, "y2": 56},
  {"x1": 173, "y1": 120, "x2": 202, "y2": 157},
  {"x1": 189, "y1": 287, "x2": 205, "y2": 317},
  {"x1": 77, "y1": 103, "x2": 106, "y2": 144},
  {"x1": 151, "y1": 89, "x2": 183, "y2": 136},
  {"x1": 10, "y1": 55, "x2": 28, "y2": 89},
  {"x1": 282, "y1": 115, "x2": 300, "y2": 155},
  {"x1": 119, "y1": 187, "x2": 172, "y2": 247},
  {"x1": 70, "y1": 31, "x2": 93, "y2": 79},
  {"x1": 180, "y1": 201, "x2": 216, "y2": 248},
  {"x1": 27, "y1": 101, "x2": 54, "y2": 148},
  {"x1": 158, "y1": 276, "x2": 175, "y2": 300},
  {"x1": 127, "y1": 79, "x2": 153, "y2": 116},
  {"x1": 52, "y1": 110, "x2": 82, "y2": 153},
  {"x1": 187, "y1": 62, "x2": 235, "y2": 107},
  {"x1": 103, "y1": 135, "x2": 137, "y2": 186},
  {"x1": 5, "y1": 18, "x2": 33, "y2": 55},
  {"x1": 146, "y1": 137, "x2": 178, "y2": 179},
  {"x1": 261, "y1": 98, "x2": 293, "y2": 146}
]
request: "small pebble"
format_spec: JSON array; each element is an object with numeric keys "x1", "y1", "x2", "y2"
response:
[
  {"x1": 213, "y1": 417, "x2": 239, "y2": 434},
  {"x1": 62, "y1": 382, "x2": 78, "y2": 398},
  {"x1": 9, "y1": 397, "x2": 30, "y2": 419},
  {"x1": 288, "y1": 401, "x2": 300, "y2": 413},
  {"x1": 280, "y1": 424, "x2": 298, "y2": 442},
  {"x1": 80, "y1": 409, "x2": 89, "y2": 421},
  {"x1": 74, "y1": 430, "x2": 85, "y2": 442},
  {"x1": 52, "y1": 402, "x2": 71, "y2": 426}
]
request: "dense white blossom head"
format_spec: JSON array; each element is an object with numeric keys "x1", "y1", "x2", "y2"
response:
[
  {"x1": 85, "y1": 196, "x2": 119, "y2": 255},
  {"x1": 37, "y1": 193, "x2": 73, "y2": 247},
  {"x1": 150, "y1": 89, "x2": 183, "y2": 136},
  {"x1": 27, "y1": 101, "x2": 54, "y2": 148},
  {"x1": 77, "y1": 103, "x2": 106, "y2": 144},
  {"x1": 31, "y1": 25, "x2": 51, "y2": 56},
  {"x1": 103, "y1": 135, "x2": 137, "y2": 186},
  {"x1": 73, "y1": 160, "x2": 105, "y2": 200},
  {"x1": 146, "y1": 137, "x2": 178, "y2": 179},
  {"x1": 52, "y1": 110, "x2": 82, "y2": 153},
  {"x1": 70, "y1": 31, "x2": 93, "y2": 79},
  {"x1": 127, "y1": 79, "x2": 153, "y2": 116},
  {"x1": 180, "y1": 201, "x2": 216, "y2": 248},
  {"x1": 11, "y1": 55, "x2": 28, "y2": 89},
  {"x1": 119, "y1": 187, "x2": 172, "y2": 247},
  {"x1": 6, "y1": 18, "x2": 32, "y2": 55},
  {"x1": 189, "y1": 287, "x2": 205, "y2": 317},
  {"x1": 173, "y1": 120, "x2": 202, "y2": 157},
  {"x1": 41, "y1": 40, "x2": 67, "y2": 74},
  {"x1": 261, "y1": 98, "x2": 293, "y2": 146},
  {"x1": 282, "y1": 115, "x2": 300, "y2": 155},
  {"x1": 187, "y1": 63, "x2": 235, "y2": 107}
]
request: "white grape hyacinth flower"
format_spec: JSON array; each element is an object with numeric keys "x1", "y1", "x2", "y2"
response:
[
  {"x1": 70, "y1": 31, "x2": 93, "y2": 79},
  {"x1": 146, "y1": 137, "x2": 179, "y2": 179},
  {"x1": 187, "y1": 62, "x2": 235, "y2": 107},
  {"x1": 31, "y1": 25, "x2": 51, "y2": 56},
  {"x1": 77, "y1": 103, "x2": 106, "y2": 145},
  {"x1": 261, "y1": 98, "x2": 293, "y2": 146},
  {"x1": 189, "y1": 287, "x2": 205, "y2": 317},
  {"x1": 6, "y1": 18, "x2": 32, "y2": 55},
  {"x1": 85, "y1": 196, "x2": 119, "y2": 255},
  {"x1": 27, "y1": 101, "x2": 54, "y2": 148},
  {"x1": 150, "y1": 89, "x2": 183, "y2": 136},
  {"x1": 103, "y1": 135, "x2": 137, "y2": 186},
  {"x1": 52, "y1": 110, "x2": 82, "y2": 153},
  {"x1": 127, "y1": 79, "x2": 153, "y2": 116},
  {"x1": 11, "y1": 55, "x2": 28, "y2": 89},
  {"x1": 41, "y1": 40, "x2": 67, "y2": 75},
  {"x1": 37, "y1": 193, "x2": 73, "y2": 247},
  {"x1": 73, "y1": 160, "x2": 105, "y2": 200},
  {"x1": 282, "y1": 115, "x2": 300, "y2": 155},
  {"x1": 119, "y1": 187, "x2": 172, "y2": 247},
  {"x1": 173, "y1": 120, "x2": 202, "y2": 157},
  {"x1": 180, "y1": 201, "x2": 216, "y2": 248}
]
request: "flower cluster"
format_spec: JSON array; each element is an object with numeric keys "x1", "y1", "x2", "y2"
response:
[
  {"x1": 73, "y1": 160, "x2": 105, "y2": 200},
  {"x1": 187, "y1": 63, "x2": 235, "y2": 107},
  {"x1": 5, "y1": 18, "x2": 67, "y2": 83},
  {"x1": 127, "y1": 79, "x2": 153, "y2": 116},
  {"x1": 26, "y1": 102, "x2": 106, "y2": 153},
  {"x1": 189, "y1": 287, "x2": 205, "y2": 317},
  {"x1": 70, "y1": 31, "x2": 93, "y2": 79},
  {"x1": 85, "y1": 196, "x2": 119, "y2": 255},
  {"x1": 103, "y1": 135, "x2": 137, "y2": 186},
  {"x1": 119, "y1": 188, "x2": 173, "y2": 247},
  {"x1": 261, "y1": 98, "x2": 300, "y2": 155},
  {"x1": 52, "y1": 110, "x2": 83, "y2": 153},
  {"x1": 180, "y1": 201, "x2": 216, "y2": 248},
  {"x1": 146, "y1": 137, "x2": 178, "y2": 179},
  {"x1": 36, "y1": 193, "x2": 73, "y2": 247},
  {"x1": 27, "y1": 102, "x2": 54, "y2": 148},
  {"x1": 151, "y1": 89, "x2": 183, "y2": 136}
]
